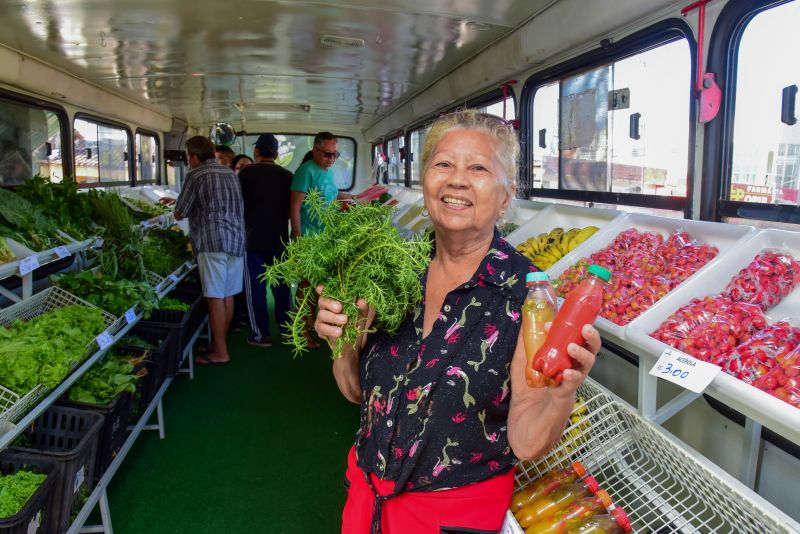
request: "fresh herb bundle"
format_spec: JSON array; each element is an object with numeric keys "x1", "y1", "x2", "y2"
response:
[
  {"x1": 124, "y1": 197, "x2": 171, "y2": 218},
  {"x1": 263, "y1": 190, "x2": 431, "y2": 358},
  {"x1": 142, "y1": 227, "x2": 191, "y2": 276},
  {"x1": 0, "y1": 470, "x2": 47, "y2": 518},
  {"x1": 52, "y1": 270, "x2": 159, "y2": 317},
  {"x1": 0, "y1": 187, "x2": 68, "y2": 251},
  {"x1": 158, "y1": 296, "x2": 190, "y2": 311},
  {"x1": 0, "y1": 305, "x2": 107, "y2": 395},
  {"x1": 87, "y1": 191, "x2": 147, "y2": 281},
  {"x1": 15, "y1": 175, "x2": 95, "y2": 240},
  {"x1": 0, "y1": 238, "x2": 15, "y2": 264},
  {"x1": 67, "y1": 352, "x2": 140, "y2": 405}
]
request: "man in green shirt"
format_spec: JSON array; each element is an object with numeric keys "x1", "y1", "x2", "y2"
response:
[{"x1": 290, "y1": 131, "x2": 352, "y2": 238}]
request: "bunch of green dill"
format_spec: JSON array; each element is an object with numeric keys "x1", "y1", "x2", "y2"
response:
[{"x1": 262, "y1": 190, "x2": 432, "y2": 359}]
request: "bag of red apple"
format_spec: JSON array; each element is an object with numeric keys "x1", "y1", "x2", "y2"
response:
[
  {"x1": 650, "y1": 295, "x2": 767, "y2": 363},
  {"x1": 727, "y1": 319, "x2": 800, "y2": 383},
  {"x1": 724, "y1": 249, "x2": 800, "y2": 312}
]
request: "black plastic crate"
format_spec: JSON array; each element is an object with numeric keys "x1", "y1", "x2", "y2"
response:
[
  {"x1": 0, "y1": 452, "x2": 57, "y2": 534},
  {"x1": 9, "y1": 406, "x2": 104, "y2": 534},
  {"x1": 57, "y1": 391, "x2": 134, "y2": 484},
  {"x1": 139, "y1": 309, "x2": 190, "y2": 378},
  {"x1": 168, "y1": 287, "x2": 206, "y2": 344},
  {"x1": 118, "y1": 325, "x2": 173, "y2": 412}
]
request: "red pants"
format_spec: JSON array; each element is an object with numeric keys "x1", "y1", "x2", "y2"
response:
[{"x1": 342, "y1": 446, "x2": 514, "y2": 534}]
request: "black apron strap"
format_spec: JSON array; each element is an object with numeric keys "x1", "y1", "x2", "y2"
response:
[{"x1": 362, "y1": 469, "x2": 397, "y2": 534}]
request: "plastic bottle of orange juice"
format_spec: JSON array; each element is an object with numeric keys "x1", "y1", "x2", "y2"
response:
[
  {"x1": 522, "y1": 272, "x2": 559, "y2": 388},
  {"x1": 566, "y1": 507, "x2": 632, "y2": 533},
  {"x1": 511, "y1": 461, "x2": 587, "y2": 513},
  {"x1": 532, "y1": 265, "x2": 611, "y2": 384},
  {"x1": 516, "y1": 476, "x2": 601, "y2": 528},
  {"x1": 525, "y1": 489, "x2": 613, "y2": 534}
]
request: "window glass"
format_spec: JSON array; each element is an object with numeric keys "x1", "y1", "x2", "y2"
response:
[
  {"x1": 478, "y1": 96, "x2": 516, "y2": 120},
  {"x1": 136, "y1": 133, "x2": 159, "y2": 184},
  {"x1": 74, "y1": 118, "x2": 130, "y2": 184},
  {"x1": 238, "y1": 133, "x2": 355, "y2": 190},
  {"x1": 529, "y1": 39, "x2": 691, "y2": 197},
  {"x1": 0, "y1": 100, "x2": 63, "y2": 185},
  {"x1": 729, "y1": 2, "x2": 800, "y2": 205},
  {"x1": 386, "y1": 136, "x2": 405, "y2": 186},
  {"x1": 409, "y1": 128, "x2": 427, "y2": 188}
]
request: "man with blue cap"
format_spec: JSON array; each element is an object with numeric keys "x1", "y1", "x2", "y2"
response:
[{"x1": 238, "y1": 133, "x2": 293, "y2": 347}]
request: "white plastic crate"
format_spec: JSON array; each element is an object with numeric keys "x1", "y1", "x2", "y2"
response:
[
  {"x1": 626, "y1": 229, "x2": 800, "y2": 443},
  {"x1": 505, "y1": 204, "x2": 623, "y2": 248},
  {"x1": 547, "y1": 214, "x2": 756, "y2": 340},
  {"x1": 0, "y1": 287, "x2": 123, "y2": 425},
  {"x1": 505, "y1": 378, "x2": 799, "y2": 533}
]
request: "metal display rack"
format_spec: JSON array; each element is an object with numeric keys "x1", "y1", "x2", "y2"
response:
[{"x1": 503, "y1": 379, "x2": 800, "y2": 533}]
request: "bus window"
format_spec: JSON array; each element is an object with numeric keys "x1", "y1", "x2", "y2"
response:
[
  {"x1": 73, "y1": 117, "x2": 130, "y2": 185},
  {"x1": 526, "y1": 36, "x2": 691, "y2": 217},
  {"x1": 386, "y1": 135, "x2": 405, "y2": 186},
  {"x1": 136, "y1": 132, "x2": 159, "y2": 185},
  {"x1": 728, "y1": 2, "x2": 799, "y2": 207},
  {"x1": 0, "y1": 99, "x2": 63, "y2": 185},
  {"x1": 477, "y1": 96, "x2": 516, "y2": 120},
  {"x1": 239, "y1": 133, "x2": 355, "y2": 190},
  {"x1": 409, "y1": 128, "x2": 426, "y2": 188}
]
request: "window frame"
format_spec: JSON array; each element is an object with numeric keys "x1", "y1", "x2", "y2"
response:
[
  {"x1": 701, "y1": 0, "x2": 797, "y2": 223},
  {"x1": 73, "y1": 113, "x2": 133, "y2": 188},
  {"x1": 0, "y1": 88, "x2": 72, "y2": 185},
  {"x1": 383, "y1": 133, "x2": 408, "y2": 187},
  {"x1": 134, "y1": 128, "x2": 161, "y2": 186},
  {"x1": 519, "y1": 19, "x2": 697, "y2": 217},
  {"x1": 239, "y1": 132, "x2": 358, "y2": 191}
]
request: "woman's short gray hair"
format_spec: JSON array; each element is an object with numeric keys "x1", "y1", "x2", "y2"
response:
[{"x1": 421, "y1": 109, "x2": 519, "y2": 193}]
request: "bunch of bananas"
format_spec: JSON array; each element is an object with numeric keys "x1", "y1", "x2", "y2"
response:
[
  {"x1": 563, "y1": 396, "x2": 591, "y2": 454},
  {"x1": 516, "y1": 226, "x2": 599, "y2": 270}
]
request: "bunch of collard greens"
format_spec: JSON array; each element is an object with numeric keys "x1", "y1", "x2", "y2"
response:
[
  {"x1": 0, "y1": 186, "x2": 69, "y2": 251},
  {"x1": 263, "y1": 190, "x2": 431, "y2": 358},
  {"x1": 51, "y1": 270, "x2": 158, "y2": 317},
  {"x1": 142, "y1": 228, "x2": 191, "y2": 276},
  {"x1": 0, "y1": 470, "x2": 47, "y2": 518},
  {"x1": 0, "y1": 305, "x2": 107, "y2": 395},
  {"x1": 67, "y1": 351, "x2": 140, "y2": 405},
  {"x1": 15, "y1": 175, "x2": 95, "y2": 240}
]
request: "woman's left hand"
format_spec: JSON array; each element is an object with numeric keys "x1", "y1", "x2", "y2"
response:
[{"x1": 549, "y1": 324, "x2": 601, "y2": 399}]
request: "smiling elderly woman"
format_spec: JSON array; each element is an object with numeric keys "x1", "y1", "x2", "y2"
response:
[{"x1": 315, "y1": 110, "x2": 601, "y2": 534}]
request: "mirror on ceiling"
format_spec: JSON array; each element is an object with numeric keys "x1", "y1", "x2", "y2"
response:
[{"x1": 209, "y1": 122, "x2": 236, "y2": 146}]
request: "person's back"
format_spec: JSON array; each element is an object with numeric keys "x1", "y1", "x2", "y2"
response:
[{"x1": 238, "y1": 162, "x2": 292, "y2": 251}]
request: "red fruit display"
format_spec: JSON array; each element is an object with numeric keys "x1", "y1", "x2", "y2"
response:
[
  {"x1": 556, "y1": 229, "x2": 718, "y2": 326},
  {"x1": 729, "y1": 321, "x2": 800, "y2": 383},
  {"x1": 724, "y1": 250, "x2": 800, "y2": 311},
  {"x1": 650, "y1": 295, "x2": 767, "y2": 364}
]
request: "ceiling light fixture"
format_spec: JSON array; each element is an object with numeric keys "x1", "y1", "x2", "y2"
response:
[
  {"x1": 320, "y1": 34, "x2": 365, "y2": 48},
  {"x1": 234, "y1": 102, "x2": 311, "y2": 113}
]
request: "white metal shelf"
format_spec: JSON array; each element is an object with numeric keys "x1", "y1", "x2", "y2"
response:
[{"x1": 504, "y1": 378, "x2": 800, "y2": 534}]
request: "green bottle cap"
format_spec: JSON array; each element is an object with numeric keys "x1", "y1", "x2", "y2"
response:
[
  {"x1": 526, "y1": 271, "x2": 550, "y2": 283},
  {"x1": 587, "y1": 264, "x2": 611, "y2": 282}
]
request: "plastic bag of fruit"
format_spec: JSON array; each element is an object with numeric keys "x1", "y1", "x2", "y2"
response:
[
  {"x1": 663, "y1": 231, "x2": 719, "y2": 285},
  {"x1": 727, "y1": 319, "x2": 800, "y2": 382},
  {"x1": 724, "y1": 250, "x2": 800, "y2": 311},
  {"x1": 651, "y1": 295, "x2": 767, "y2": 364}
]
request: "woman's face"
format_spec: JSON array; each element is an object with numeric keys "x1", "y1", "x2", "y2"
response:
[
  {"x1": 423, "y1": 128, "x2": 512, "y2": 235},
  {"x1": 234, "y1": 157, "x2": 253, "y2": 174}
]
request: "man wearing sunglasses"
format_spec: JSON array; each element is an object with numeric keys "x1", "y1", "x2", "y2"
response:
[{"x1": 289, "y1": 131, "x2": 352, "y2": 239}]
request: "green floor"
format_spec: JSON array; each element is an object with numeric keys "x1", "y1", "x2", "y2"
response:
[{"x1": 105, "y1": 325, "x2": 359, "y2": 533}]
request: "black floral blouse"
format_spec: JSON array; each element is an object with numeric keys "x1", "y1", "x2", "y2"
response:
[{"x1": 354, "y1": 230, "x2": 535, "y2": 494}]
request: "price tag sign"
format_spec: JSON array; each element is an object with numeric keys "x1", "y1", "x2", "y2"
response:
[
  {"x1": 18, "y1": 255, "x2": 40, "y2": 276},
  {"x1": 94, "y1": 238, "x2": 104, "y2": 248},
  {"x1": 649, "y1": 348, "x2": 721, "y2": 393},
  {"x1": 95, "y1": 330, "x2": 113, "y2": 350},
  {"x1": 168, "y1": 273, "x2": 179, "y2": 283},
  {"x1": 124, "y1": 308, "x2": 138, "y2": 325},
  {"x1": 53, "y1": 246, "x2": 72, "y2": 259},
  {"x1": 183, "y1": 260, "x2": 193, "y2": 270}
]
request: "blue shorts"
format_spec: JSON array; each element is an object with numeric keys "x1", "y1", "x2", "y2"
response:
[{"x1": 196, "y1": 252, "x2": 244, "y2": 298}]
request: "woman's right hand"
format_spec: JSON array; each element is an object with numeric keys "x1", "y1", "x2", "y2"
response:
[{"x1": 314, "y1": 286, "x2": 375, "y2": 350}]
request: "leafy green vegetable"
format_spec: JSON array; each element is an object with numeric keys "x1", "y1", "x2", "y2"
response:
[
  {"x1": 142, "y1": 227, "x2": 191, "y2": 276},
  {"x1": 67, "y1": 352, "x2": 139, "y2": 405},
  {"x1": 124, "y1": 197, "x2": 171, "y2": 218},
  {"x1": 158, "y1": 296, "x2": 190, "y2": 311},
  {"x1": 87, "y1": 191, "x2": 147, "y2": 281},
  {"x1": 0, "y1": 305, "x2": 107, "y2": 395},
  {"x1": 51, "y1": 270, "x2": 159, "y2": 317},
  {"x1": 263, "y1": 190, "x2": 431, "y2": 358},
  {"x1": 15, "y1": 175, "x2": 95, "y2": 240},
  {"x1": 0, "y1": 187, "x2": 68, "y2": 251},
  {"x1": 0, "y1": 470, "x2": 46, "y2": 518},
  {"x1": 0, "y1": 237, "x2": 15, "y2": 264},
  {"x1": 119, "y1": 335, "x2": 153, "y2": 349}
]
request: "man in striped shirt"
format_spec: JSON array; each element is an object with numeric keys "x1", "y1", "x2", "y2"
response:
[{"x1": 175, "y1": 136, "x2": 245, "y2": 364}]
